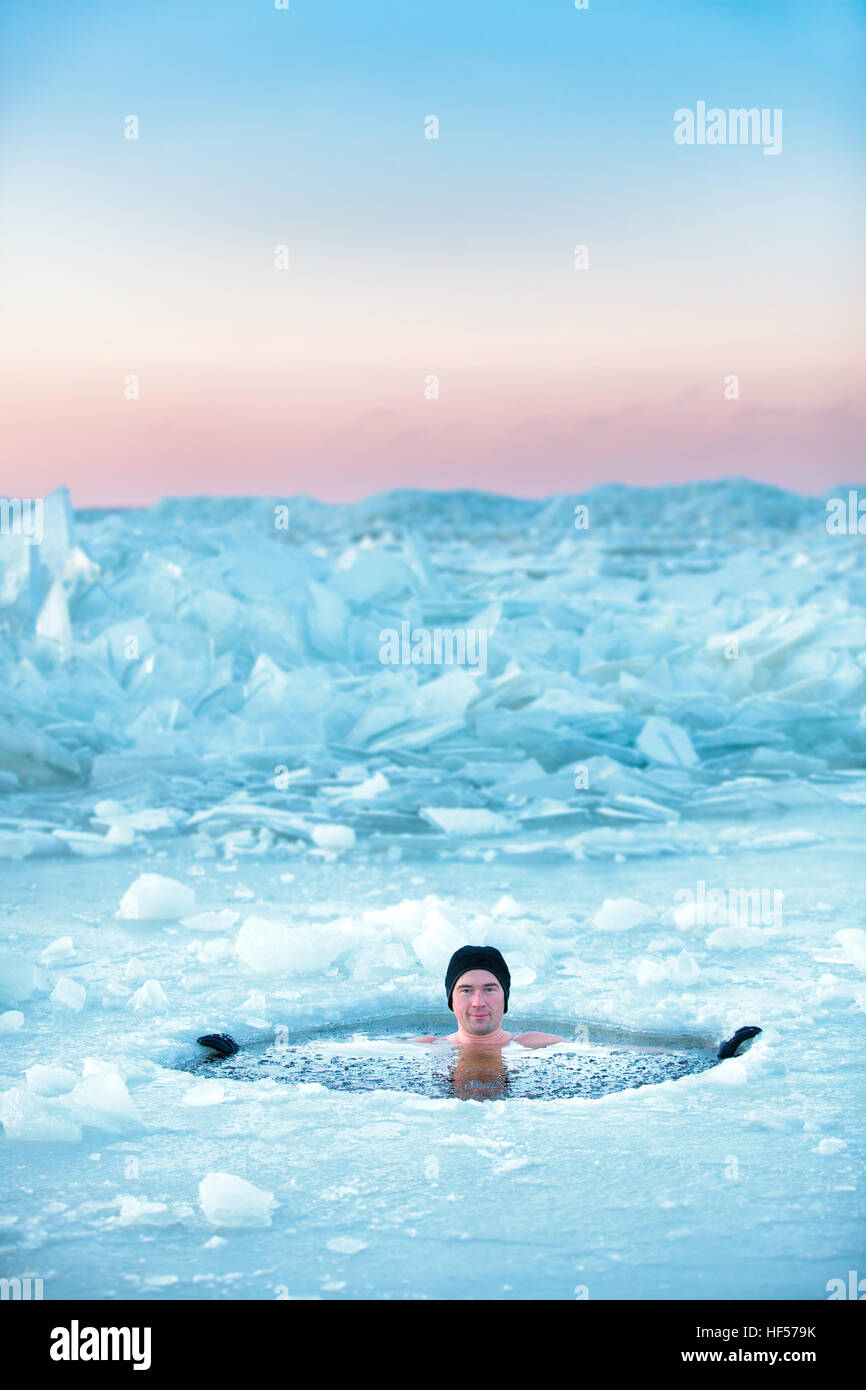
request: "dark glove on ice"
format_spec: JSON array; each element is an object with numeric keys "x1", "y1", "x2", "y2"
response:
[
  {"x1": 717, "y1": 1025, "x2": 761, "y2": 1060},
  {"x1": 197, "y1": 1033, "x2": 240, "y2": 1057}
]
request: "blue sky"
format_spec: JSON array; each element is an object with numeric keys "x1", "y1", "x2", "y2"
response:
[{"x1": 1, "y1": 0, "x2": 863, "y2": 501}]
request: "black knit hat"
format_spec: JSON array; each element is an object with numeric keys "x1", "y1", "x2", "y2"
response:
[{"x1": 445, "y1": 945, "x2": 511, "y2": 1013}]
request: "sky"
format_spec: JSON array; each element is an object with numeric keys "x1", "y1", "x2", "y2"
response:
[{"x1": 1, "y1": 0, "x2": 864, "y2": 505}]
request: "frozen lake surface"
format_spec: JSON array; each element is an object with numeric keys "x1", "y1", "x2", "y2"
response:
[
  {"x1": 1, "y1": 843, "x2": 864, "y2": 1301},
  {"x1": 1, "y1": 482, "x2": 865, "y2": 1298}
]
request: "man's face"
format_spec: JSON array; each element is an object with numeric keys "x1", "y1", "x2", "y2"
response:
[{"x1": 451, "y1": 969, "x2": 505, "y2": 1035}]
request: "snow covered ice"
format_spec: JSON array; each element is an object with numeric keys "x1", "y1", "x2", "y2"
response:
[{"x1": 0, "y1": 480, "x2": 864, "y2": 1299}]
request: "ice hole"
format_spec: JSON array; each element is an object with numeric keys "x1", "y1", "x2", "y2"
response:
[{"x1": 181, "y1": 1014, "x2": 719, "y2": 1101}]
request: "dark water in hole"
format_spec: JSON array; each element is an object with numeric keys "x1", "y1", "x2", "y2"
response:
[{"x1": 182, "y1": 1015, "x2": 719, "y2": 1101}]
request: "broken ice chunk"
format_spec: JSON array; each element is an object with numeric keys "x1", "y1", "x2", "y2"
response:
[
  {"x1": 236, "y1": 916, "x2": 352, "y2": 975},
  {"x1": 124, "y1": 957, "x2": 147, "y2": 984},
  {"x1": 636, "y1": 717, "x2": 697, "y2": 768},
  {"x1": 196, "y1": 939, "x2": 234, "y2": 964},
  {"x1": 813, "y1": 1137, "x2": 847, "y2": 1156},
  {"x1": 591, "y1": 898, "x2": 656, "y2": 931},
  {"x1": 52, "y1": 829, "x2": 119, "y2": 857},
  {"x1": 180, "y1": 909, "x2": 240, "y2": 933},
  {"x1": 117, "y1": 873, "x2": 195, "y2": 921},
  {"x1": 412, "y1": 905, "x2": 464, "y2": 972},
  {"x1": 835, "y1": 929, "x2": 866, "y2": 972},
  {"x1": 35, "y1": 579, "x2": 72, "y2": 660},
  {"x1": 183, "y1": 1082, "x2": 226, "y2": 1107},
  {"x1": 421, "y1": 808, "x2": 509, "y2": 836},
  {"x1": 41, "y1": 936, "x2": 76, "y2": 964},
  {"x1": 106, "y1": 822, "x2": 136, "y2": 847},
  {"x1": 510, "y1": 965, "x2": 536, "y2": 986},
  {"x1": 326, "y1": 1236, "x2": 367, "y2": 1254},
  {"x1": 60, "y1": 1067, "x2": 143, "y2": 1131},
  {"x1": 307, "y1": 580, "x2": 349, "y2": 658},
  {"x1": 198, "y1": 1171, "x2": 276, "y2": 1228},
  {"x1": 633, "y1": 949, "x2": 700, "y2": 987},
  {"x1": 128, "y1": 979, "x2": 169, "y2": 1011},
  {"x1": 311, "y1": 824, "x2": 355, "y2": 851},
  {"x1": 37, "y1": 485, "x2": 76, "y2": 575},
  {"x1": 50, "y1": 978, "x2": 86, "y2": 1011},
  {"x1": 493, "y1": 895, "x2": 522, "y2": 918},
  {"x1": 331, "y1": 547, "x2": 414, "y2": 602},
  {"x1": 0, "y1": 952, "x2": 37, "y2": 1005},
  {"x1": 114, "y1": 1196, "x2": 173, "y2": 1226},
  {"x1": 25, "y1": 1064, "x2": 79, "y2": 1096},
  {"x1": 0, "y1": 1088, "x2": 82, "y2": 1142},
  {"x1": 328, "y1": 771, "x2": 390, "y2": 801}
]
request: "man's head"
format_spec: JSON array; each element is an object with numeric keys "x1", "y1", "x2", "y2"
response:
[{"x1": 445, "y1": 945, "x2": 511, "y2": 1036}]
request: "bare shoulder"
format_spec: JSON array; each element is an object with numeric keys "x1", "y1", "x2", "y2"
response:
[
  {"x1": 513, "y1": 1031, "x2": 566, "y2": 1049},
  {"x1": 413, "y1": 1034, "x2": 440, "y2": 1043}
]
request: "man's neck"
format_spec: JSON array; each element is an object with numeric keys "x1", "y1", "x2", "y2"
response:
[{"x1": 451, "y1": 1026, "x2": 513, "y2": 1047}]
